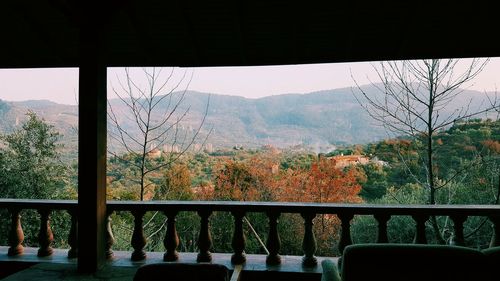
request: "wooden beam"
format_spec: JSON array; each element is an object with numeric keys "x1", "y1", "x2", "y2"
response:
[{"x1": 77, "y1": 21, "x2": 107, "y2": 272}]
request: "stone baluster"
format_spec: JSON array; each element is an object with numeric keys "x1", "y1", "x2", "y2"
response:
[
  {"x1": 301, "y1": 212, "x2": 317, "y2": 267},
  {"x1": 67, "y1": 210, "x2": 78, "y2": 258},
  {"x1": 37, "y1": 209, "x2": 54, "y2": 257},
  {"x1": 164, "y1": 211, "x2": 179, "y2": 261},
  {"x1": 374, "y1": 214, "x2": 390, "y2": 243},
  {"x1": 8, "y1": 208, "x2": 24, "y2": 256},
  {"x1": 105, "y1": 211, "x2": 115, "y2": 259},
  {"x1": 131, "y1": 210, "x2": 146, "y2": 261},
  {"x1": 231, "y1": 211, "x2": 246, "y2": 264},
  {"x1": 412, "y1": 215, "x2": 429, "y2": 244},
  {"x1": 338, "y1": 213, "x2": 354, "y2": 254},
  {"x1": 489, "y1": 215, "x2": 500, "y2": 247},
  {"x1": 451, "y1": 215, "x2": 466, "y2": 246},
  {"x1": 266, "y1": 212, "x2": 281, "y2": 266},
  {"x1": 197, "y1": 210, "x2": 212, "y2": 262}
]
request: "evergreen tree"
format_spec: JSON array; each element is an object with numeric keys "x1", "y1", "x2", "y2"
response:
[{"x1": 0, "y1": 111, "x2": 67, "y2": 199}]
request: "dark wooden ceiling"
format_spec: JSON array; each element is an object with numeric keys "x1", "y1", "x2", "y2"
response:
[{"x1": 1, "y1": 0, "x2": 498, "y2": 68}]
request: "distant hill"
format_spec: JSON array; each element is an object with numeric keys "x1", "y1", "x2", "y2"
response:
[
  {"x1": 104, "y1": 86, "x2": 389, "y2": 151},
  {"x1": 0, "y1": 85, "x2": 495, "y2": 154}
]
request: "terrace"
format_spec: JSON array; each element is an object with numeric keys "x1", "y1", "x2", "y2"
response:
[
  {"x1": 2, "y1": 199, "x2": 500, "y2": 280},
  {"x1": 1, "y1": 0, "x2": 500, "y2": 280}
]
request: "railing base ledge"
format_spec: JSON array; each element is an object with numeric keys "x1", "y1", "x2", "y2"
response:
[{"x1": 0, "y1": 246, "x2": 336, "y2": 275}]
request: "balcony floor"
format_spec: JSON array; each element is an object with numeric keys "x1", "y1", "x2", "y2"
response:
[{"x1": 0, "y1": 247, "x2": 335, "y2": 281}]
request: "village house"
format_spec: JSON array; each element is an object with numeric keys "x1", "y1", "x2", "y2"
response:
[{"x1": 330, "y1": 154, "x2": 370, "y2": 169}]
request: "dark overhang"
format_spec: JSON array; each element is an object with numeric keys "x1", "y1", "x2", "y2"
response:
[{"x1": 1, "y1": 0, "x2": 498, "y2": 68}]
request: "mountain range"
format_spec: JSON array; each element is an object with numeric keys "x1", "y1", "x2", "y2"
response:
[{"x1": 0, "y1": 85, "x2": 495, "y2": 153}]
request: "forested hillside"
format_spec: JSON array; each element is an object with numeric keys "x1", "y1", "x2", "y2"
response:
[{"x1": 0, "y1": 86, "x2": 494, "y2": 152}]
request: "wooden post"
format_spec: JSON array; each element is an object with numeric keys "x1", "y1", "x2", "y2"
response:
[
  {"x1": 37, "y1": 209, "x2": 54, "y2": 257},
  {"x1": 68, "y1": 210, "x2": 78, "y2": 258},
  {"x1": 197, "y1": 210, "x2": 212, "y2": 262},
  {"x1": 451, "y1": 215, "x2": 466, "y2": 246},
  {"x1": 8, "y1": 208, "x2": 24, "y2": 256},
  {"x1": 266, "y1": 212, "x2": 281, "y2": 266},
  {"x1": 412, "y1": 215, "x2": 429, "y2": 244},
  {"x1": 131, "y1": 210, "x2": 147, "y2": 261},
  {"x1": 78, "y1": 18, "x2": 107, "y2": 271},
  {"x1": 338, "y1": 213, "x2": 354, "y2": 254},
  {"x1": 105, "y1": 212, "x2": 115, "y2": 259},
  {"x1": 301, "y1": 212, "x2": 317, "y2": 267},
  {"x1": 374, "y1": 214, "x2": 390, "y2": 243},
  {"x1": 164, "y1": 211, "x2": 179, "y2": 261},
  {"x1": 231, "y1": 211, "x2": 246, "y2": 264}
]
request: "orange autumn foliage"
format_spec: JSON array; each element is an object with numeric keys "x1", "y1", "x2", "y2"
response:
[
  {"x1": 277, "y1": 158, "x2": 363, "y2": 204},
  {"x1": 482, "y1": 139, "x2": 500, "y2": 154},
  {"x1": 209, "y1": 154, "x2": 363, "y2": 204},
  {"x1": 211, "y1": 156, "x2": 279, "y2": 201}
]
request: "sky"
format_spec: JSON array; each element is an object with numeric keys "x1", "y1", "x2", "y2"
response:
[{"x1": 0, "y1": 58, "x2": 499, "y2": 105}]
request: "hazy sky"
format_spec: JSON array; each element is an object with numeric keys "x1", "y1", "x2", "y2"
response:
[{"x1": 1, "y1": 58, "x2": 499, "y2": 105}]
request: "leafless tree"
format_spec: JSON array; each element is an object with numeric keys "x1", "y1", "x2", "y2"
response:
[
  {"x1": 353, "y1": 58, "x2": 499, "y2": 242},
  {"x1": 108, "y1": 67, "x2": 210, "y2": 201}
]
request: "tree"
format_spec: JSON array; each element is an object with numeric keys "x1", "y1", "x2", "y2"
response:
[
  {"x1": 277, "y1": 157, "x2": 362, "y2": 204},
  {"x1": 358, "y1": 162, "x2": 389, "y2": 200},
  {"x1": 213, "y1": 159, "x2": 260, "y2": 201},
  {"x1": 108, "y1": 67, "x2": 210, "y2": 200},
  {"x1": 155, "y1": 162, "x2": 193, "y2": 200},
  {"x1": 0, "y1": 111, "x2": 67, "y2": 199},
  {"x1": 0, "y1": 111, "x2": 72, "y2": 249},
  {"x1": 353, "y1": 59, "x2": 499, "y2": 242}
]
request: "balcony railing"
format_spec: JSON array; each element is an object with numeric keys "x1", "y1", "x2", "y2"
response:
[{"x1": 2, "y1": 199, "x2": 500, "y2": 268}]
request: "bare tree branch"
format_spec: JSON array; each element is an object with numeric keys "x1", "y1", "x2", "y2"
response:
[
  {"x1": 352, "y1": 58, "x2": 498, "y2": 244},
  {"x1": 108, "y1": 67, "x2": 210, "y2": 201}
]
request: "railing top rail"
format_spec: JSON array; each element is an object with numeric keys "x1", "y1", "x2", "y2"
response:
[
  {"x1": 1, "y1": 199, "x2": 500, "y2": 216},
  {"x1": 0, "y1": 199, "x2": 77, "y2": 210},
  {"x1": 107, "y1": 200, "x2": 500, "y2": 216}
]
